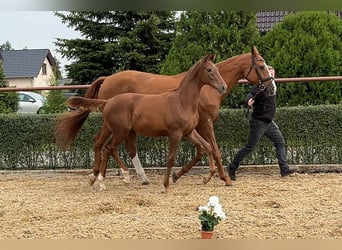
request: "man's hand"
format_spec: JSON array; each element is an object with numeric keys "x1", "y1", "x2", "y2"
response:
[{"x1": 247, "y1": 98, "x2": 254, "y2": 107}]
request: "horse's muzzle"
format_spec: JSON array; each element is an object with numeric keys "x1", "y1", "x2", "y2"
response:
[{"x1": 217, "y1": 83, "x2": 227, "y2": 94}]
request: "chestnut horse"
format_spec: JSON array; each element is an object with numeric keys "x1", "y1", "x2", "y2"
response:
[
  {"x1": 55, "y1": 46, "x2": 274, "y2": 186},
  {"x1": 66, "y1": 54, "x2": 227, "y2": 192}
]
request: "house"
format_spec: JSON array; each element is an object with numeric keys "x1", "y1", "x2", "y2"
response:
[{"x1": 0, "y1": 49, "x2": 56, "y2": 88}]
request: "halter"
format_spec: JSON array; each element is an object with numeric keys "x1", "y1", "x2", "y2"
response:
[{"x1": 245, "y1": 57, "x2": 274, "y2": 92}]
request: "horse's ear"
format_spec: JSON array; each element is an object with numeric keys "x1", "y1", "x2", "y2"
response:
[
  {"x1": 206, "y1": 53, "x2": 216, "y2": 62},
  {"x1": 251, "y1": 46, "x2": 259, "y2": 57}
]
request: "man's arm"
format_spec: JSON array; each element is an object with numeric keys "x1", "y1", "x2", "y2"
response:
[{"x1": 246, "y1": 86, "x2": 257, "y2": 107}]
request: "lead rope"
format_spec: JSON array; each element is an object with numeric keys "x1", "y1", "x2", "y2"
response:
[
  {"x1": 244, "y1": 106, "x2": 251, "y2": 118},
  {"x1": 244, "y1": 78, "x2": 273, "y2": 118}
]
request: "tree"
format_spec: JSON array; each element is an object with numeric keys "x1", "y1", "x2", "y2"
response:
[
  {"x1": 1, "y1": 41, "x2": 18, "y2": 113},
  {"x1": 160, "y1": 11, "x2": 261, "y2": 108},
  {"x1": 259, "y1": 11, "x2": 342, "y2": 106},
  {"x1": 43, "y1": 70, "x2": 68, "y2": 114},
  {"x1": 55, "y1": 11, "x2": 176, "y2": 84},
  {"x1": 0, "y1": 61, "x2": 18, "y2": 113},
  {"x1": 0, "y1": 41, "x2": 13, "y2": 51},
  {"x1": 53, "y1": 57, "x2": 63, "y2": 80}
]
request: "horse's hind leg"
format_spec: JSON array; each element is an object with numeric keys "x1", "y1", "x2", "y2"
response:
[
  {"x1": 97, "y1": 130, "x2": 131, "y2": 190},
  {"x1": 172, "y1": 144, "x2": 205, "y2": 183},
  {"x1": 182, "y1": 130, "x2": 217, "y2": 184},
  {"x1": 97, "y1": 139, "x2": 112, "y2": 191},
  {"x1": 126, "y1": 131, "x2": 150, "y2": 185},
  {"x1": 109, "y1": 133, "x2": 130, "y2": 185},
  {"x1": 89, "y1": 124, "x2": 111, "y2": 186}
]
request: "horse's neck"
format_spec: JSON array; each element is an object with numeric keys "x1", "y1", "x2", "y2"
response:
[
  {"x1": 176, "y1": 70, "x2": 203, "y2": 113},
  {"x1": 217, "y1": 53, "x2": 250, "y2": 98}
]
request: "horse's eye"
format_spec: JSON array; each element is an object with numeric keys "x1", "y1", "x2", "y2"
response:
[{"x1": 207, "y1": 68, "x2": 212, "y2": 72}]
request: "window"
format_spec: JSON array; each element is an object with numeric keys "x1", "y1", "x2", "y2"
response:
[{"x1": 42, "y1": 63, "x2": 47, "y2": 75}]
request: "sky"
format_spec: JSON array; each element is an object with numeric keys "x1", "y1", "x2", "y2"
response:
[{"x1": 0, "y1": 11, "x2": 82, "y2": 77}]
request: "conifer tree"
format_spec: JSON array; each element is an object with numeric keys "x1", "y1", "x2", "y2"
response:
[
  {"x1": 55, "y1": 11, "x2": 176, "y2": 84},
  {"x1": 0, "y1": 61, "x2": 18, "y2": 113}
]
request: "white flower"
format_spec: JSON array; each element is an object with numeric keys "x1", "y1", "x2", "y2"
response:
[
  {"x1": 215, "y1": 210, "x2": 226, "y2": 220},
  {"x1": 199, "y1": 196, "x2": 226, "y2": 231},
  {"x1": 213, "y1": 204, "x2": 222, "y2": 213},
  {"x1": 208, "y1": 196, "x2": 219, "y2": 207},
  {"x1": 213, "y1": 203, "x2": 226, "y2": 220},
  {"x1": 213, "y1": 203, "x2": 222, "y2": 211},
  {"x1": 198, "y1": 206, "x2": 209, "y2": 213}
]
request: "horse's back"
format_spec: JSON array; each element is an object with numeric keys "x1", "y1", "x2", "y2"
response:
[
  {"x1": 104, "y1": 92, "x2": 169, "y2": 120},
  {"x1": 102, "y1": 92, "x2": 184, "y2": 137},
  {"x1": 98, "y1": 70, "x2": 185, "y2": 99}
]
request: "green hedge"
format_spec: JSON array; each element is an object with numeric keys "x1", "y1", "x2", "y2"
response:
[
  {"x1": 217, "y1": 105, "x2": 342, "y2": 165},
  {"x1": 0, "y1": 104, "x2": 341, "y2": 170}
]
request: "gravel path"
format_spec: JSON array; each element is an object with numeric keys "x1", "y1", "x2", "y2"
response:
[{"x1": 0, "y1": 167, "x2": 341, "y2": 239}]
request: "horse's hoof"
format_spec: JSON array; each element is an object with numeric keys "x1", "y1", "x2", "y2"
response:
[
  {"x1": 123, "y1": 180, "x2": 130, "y2": 185},
  {"x1": 88, "y1": 174, "x2": 96, "y2": 186},
  {"x1": 203, "y1": 176, "x2": 211, "y2": 184},
  {"x1": 203, "y1": 176, "x2": 212, "y2": 184},
  {"x1": 163, "y1": 187, "x2": 171, "y2": 194},
  {"x1": 225, "y1": 179, "x2": 233, "y2": 186},
  {"x1": 172, "y1": 172, "x2": 179, "y2": 183},
  {"x1": 142, "y1": 181, "x2": 150, "y2": 185}
]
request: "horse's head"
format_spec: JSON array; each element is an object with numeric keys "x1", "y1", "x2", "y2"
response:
[
  {"x1": 199, "y1": 53, "x2": 227, "y2": 94},
  {"x1": 244, "y1": 46, "x2": 275, "y2": 91}
]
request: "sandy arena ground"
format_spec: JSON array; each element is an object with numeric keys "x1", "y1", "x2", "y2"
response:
[{"x1": 0, "y1": 166, "x2": 341, "y2": 239}]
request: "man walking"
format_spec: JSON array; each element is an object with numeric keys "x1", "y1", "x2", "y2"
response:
[{"x1": 227, "y1": 66, "x2": 296, "y2": 180}]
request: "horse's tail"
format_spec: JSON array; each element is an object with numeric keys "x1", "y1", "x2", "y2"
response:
[
  {"x1": 55, "y1": 97, "x2": 107, "y2": 149},
  {"x1": 55, "y1": 77, "x2": 107, "y2": 149},
  {"x1": 67, "y1": 96, "x2": 107, "y2": 112},
  {"x1": 54, "y1": 111, "x2": 90, "y2": 149},
  {"x1": 84, "y1": 76, "x2": 106, "y2": 98}
]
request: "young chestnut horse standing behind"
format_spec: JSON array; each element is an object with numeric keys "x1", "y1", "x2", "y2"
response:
[
  {"x1": 66, "y1": 54, "x2": 227, "y2": 192},
  {"x1": 55, "y1": 46, "x2": 274, "y2": 187}
]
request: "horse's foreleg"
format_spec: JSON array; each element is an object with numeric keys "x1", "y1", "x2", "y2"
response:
[
  {"x1": 204, "y1": 123, "x2": 232, "y2": 186},
  {"x1": 204, "y1": 124, "x2": 232, "y2": 186},
  {"x1": 211, "y1": 140, "x2": 232, "y2": 186},
  {"x1": 172, "y1": 145, "x2": 205, "y2": 183},
  {"x1": 164, "y1": 135, "x2": 182, "y2": 193},
  {"x1": 203, "y1": 152, "x2": 216, "y2": 184},
  {"x1": 132, "y1": 154, "x2": 150, "y2": 185},
  {"x1": 126, "y1": 132, "x2": 150, "y2": 185},
  {"x1": 195, "y1": 121, "x2": 232, "y2": 186}
]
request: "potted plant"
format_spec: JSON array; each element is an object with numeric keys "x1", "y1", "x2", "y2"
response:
[{"x1": 198, "y1": 196, "x2": 226, "y2": 239}]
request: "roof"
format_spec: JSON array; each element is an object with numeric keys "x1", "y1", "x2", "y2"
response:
[
  {"x1": 256, "y1": 11, "x2": 342, "y2": 34},
  {"x1": 256, "y1": 11, "x2": 291, "y2": 33},
  {"x1": 0, "y1": 49, "x2": 56, "y2": 78}
]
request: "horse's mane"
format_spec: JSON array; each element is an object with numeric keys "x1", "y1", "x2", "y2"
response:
[
  {"x1": 215, "y1": 52, "x2": 250, "y2": 67},
  {"x1": 170, "y1": 58, "x2": 204, "y2": 93},
  {"x1": 165, "y1": 52, "x2": 252, "y2": 93}
]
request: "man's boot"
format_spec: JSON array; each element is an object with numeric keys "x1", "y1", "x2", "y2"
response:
[
  {"x1": 227, "y1": 164, "x2": 237, "y2": 181},
  {"x1": 280, "y1": 166, "x2": 297, "y2": 177}
]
